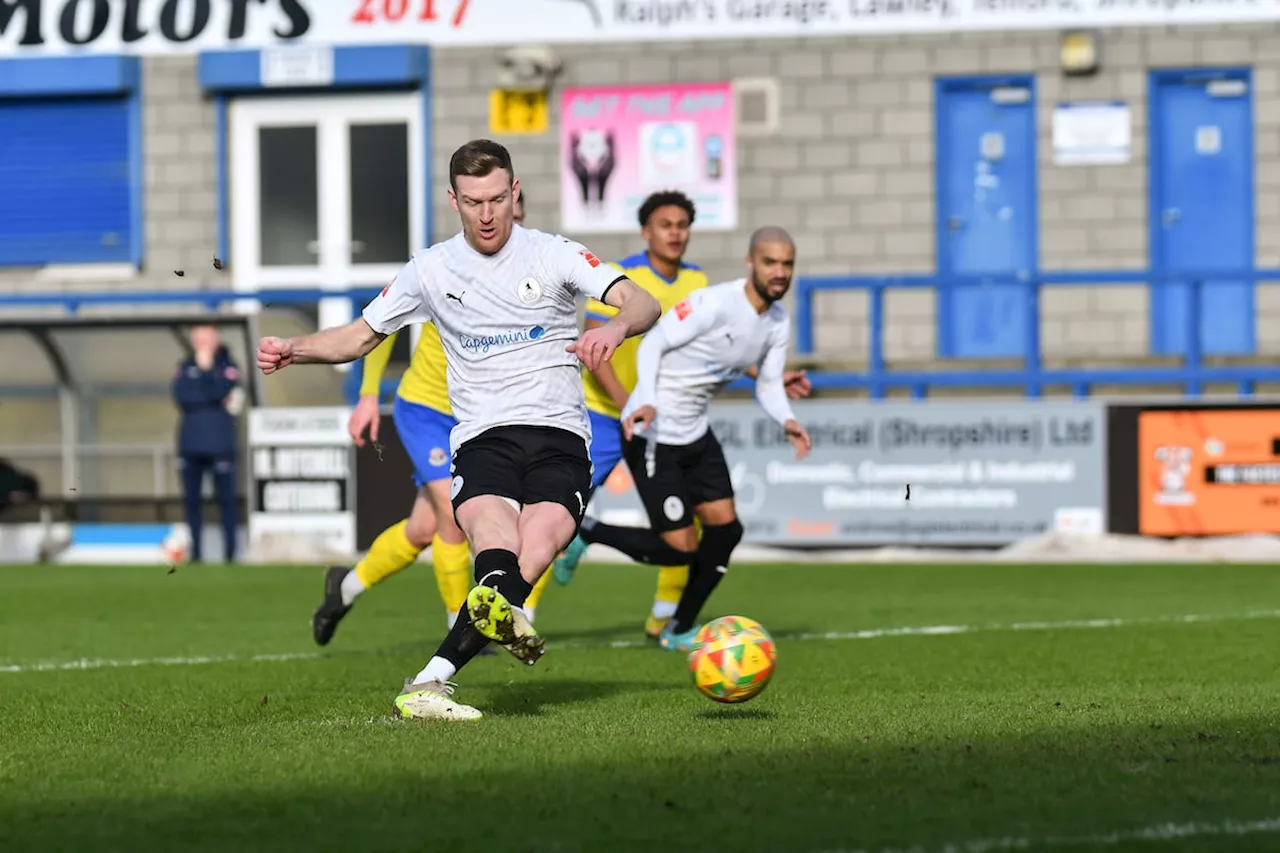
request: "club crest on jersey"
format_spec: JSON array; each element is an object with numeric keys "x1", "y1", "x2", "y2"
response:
[
  {"x1": 675, "y1": 300, "x2": 693, "y2": 320},
  {"x1": 517, "y1": 277, "x2": 543, "y2": 304}
]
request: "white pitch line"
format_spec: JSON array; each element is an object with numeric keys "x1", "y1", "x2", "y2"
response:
[
  {"x1": 3, "y1": 609, "x2": 1280, "y2": 674},
  {"x1": 567, "y1": 607, "x2": 1280, "y2": 649},
  {"x1": 819, "y1": 815, "x2": 1280, "y2": 853},
  {"x1": 0, "y1": 650, "x2": 322, "y2": 674}
]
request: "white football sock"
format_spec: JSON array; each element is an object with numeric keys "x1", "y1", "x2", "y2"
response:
[
  {"x1": 340, "y1": 570, "x2": 367, "y2": 607},
  {"x1": 522, "y1": 606, "x2": 535, "y2": 623},
  {"x1": 446, "y1": 610, "x2": 459, "y2": 630},
  {"x1": 413, "y1": 656, "x2": 457, "y2": 685},
  {"x1": 652, "y1": 600, "x2": 678, "y2": 620}
]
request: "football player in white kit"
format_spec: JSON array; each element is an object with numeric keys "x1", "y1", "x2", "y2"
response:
[
  {"x1": 257, "y1": 140, "x2": 661, "y2": 720},
  {"x1": 574, "y1": 226, "x2": 812, "y2": 651}
]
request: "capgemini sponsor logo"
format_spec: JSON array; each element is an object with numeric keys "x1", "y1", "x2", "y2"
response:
[{"x1": 459, "y1": 326, "x2": 546, "y2": 354}]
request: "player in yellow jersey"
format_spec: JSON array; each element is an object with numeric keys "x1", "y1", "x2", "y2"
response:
[
  {"x1": 310, "y1": 190, "x2": 552, "y2": 644},
  {"x1": 552, "y1": 190, "x2": 810, "y2": 638}
]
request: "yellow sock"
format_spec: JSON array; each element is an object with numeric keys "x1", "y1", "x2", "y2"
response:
[
  {"x1": 354, "y1": 520, "x2": 422, "y2": 589},
  {"x1": 652, "y1": 564, "x2": 690, "y2": 619},
  {"x1": 652, "y1": 517, "x2": 699, "y2": 619},
  {"x1": 431, "y1": 534, "x2": 472, "y2": 615},
  {"x1": 524, "y1": 567, "x2": 553, "y2": 614}
]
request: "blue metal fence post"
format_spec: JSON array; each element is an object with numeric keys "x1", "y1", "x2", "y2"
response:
[
  {"x1": 795, "y1": 278, "x2": 815, "y2": 356},
  {"x1": 1024, "y1": 273, "x2": 1042, "y2": 398},
  {"x1": 1185, "y1": 277, "x2": 1203, "y2": 398},
  {"x1": 868, "y1": 284, "x2": 885, "y2": 400}
]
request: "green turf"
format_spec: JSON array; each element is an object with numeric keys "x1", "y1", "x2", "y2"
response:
[{"x1": 2, "y1": 561, "x2": 1280, "y2": 853}]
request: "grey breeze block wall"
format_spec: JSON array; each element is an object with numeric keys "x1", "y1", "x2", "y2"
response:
[
  {"x1": 7, "y1": 27, "x2": 1280, "y2": 373},
  {"x1": 434, "y1": 24, "x2": 1280, "y2": 367}
]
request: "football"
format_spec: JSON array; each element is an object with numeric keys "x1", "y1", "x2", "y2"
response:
[
  {"x1": 693, "y1": 614, "x2": 768, "y2": 646},
  {"x1": 687, "y1": 615, "x2": 777, "y2": 704}
]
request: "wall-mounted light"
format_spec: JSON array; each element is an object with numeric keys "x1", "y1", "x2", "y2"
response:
[{"x1": 1060, "y1": 31, "x2": 1100, "y2": 77}]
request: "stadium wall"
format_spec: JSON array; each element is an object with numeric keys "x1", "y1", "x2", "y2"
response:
[
  {"x1": 4, "y1": 27, "x2": 1280, "y2": 495},
  {"x1": 427, "y1": 27, "x2": 1280, "y2": 364},
  {"x1": 5, "y1": 27, "x2": 1280, "y2": 367}
]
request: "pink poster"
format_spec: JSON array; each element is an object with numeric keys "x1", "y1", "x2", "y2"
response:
[{"x1": 559, "y1": 82, "x2": 737, "y2": 234}]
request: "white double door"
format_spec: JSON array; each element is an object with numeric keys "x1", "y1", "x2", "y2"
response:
[{"x1": 229, "y1": 92, "x2": 426, "y2": 363}]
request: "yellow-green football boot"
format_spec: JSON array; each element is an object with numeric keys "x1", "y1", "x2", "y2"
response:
[
  {"x1": 466, "y1": 584, "x2": 545, "y2": 665},
  {"x1": 393, "y1": 678, "x2": 482, "y2": 721}
]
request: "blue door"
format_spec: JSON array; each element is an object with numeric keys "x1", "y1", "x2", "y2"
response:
[
  {"x1": 936, "y1": 77, "x2": 1037, "y2": 359},
  {"x1": 1149, "y1": 70, "x2": 1254, "y2": 356}
]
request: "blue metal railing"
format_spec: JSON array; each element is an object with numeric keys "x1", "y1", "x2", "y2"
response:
[
  {"x1": 792, "y1": 268, "x2": 1280, "y2": 399},
  {"x1": 1, "y1": 270, "x2": 1278, "y2": 402}
]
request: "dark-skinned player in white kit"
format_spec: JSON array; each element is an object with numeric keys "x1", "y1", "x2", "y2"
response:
[{"x1": 575, "y1": 226, "x2": 813, "y2": 651}]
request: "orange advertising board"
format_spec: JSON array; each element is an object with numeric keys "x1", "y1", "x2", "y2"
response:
[{"x1": 1138, "y1": 409, "x2": 1280, "y2": 536}]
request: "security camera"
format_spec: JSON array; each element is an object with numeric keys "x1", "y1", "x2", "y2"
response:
[{"x1": 496, "y1": 45, "x2": 563, "y2": 91}]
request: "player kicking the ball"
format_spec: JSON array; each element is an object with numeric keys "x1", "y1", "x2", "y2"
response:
[
  {"x1": 257, "y1": 140, "x2": 661, "y2": 720},
  {"x1": 573, "y1": 226, "x2": 812, "y2": 651},
  {"x1": 311, "y1": 187, "x2": 549, "y2": 647}
]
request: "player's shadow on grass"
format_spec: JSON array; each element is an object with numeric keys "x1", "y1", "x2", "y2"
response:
[{"x1": 482, "y1": 677, "x2": 679, "y2": 717}]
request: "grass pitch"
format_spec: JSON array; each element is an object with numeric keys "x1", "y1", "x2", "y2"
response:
[{"x1": 2, "y1": 561, "x2": 1280, "y2": 852}]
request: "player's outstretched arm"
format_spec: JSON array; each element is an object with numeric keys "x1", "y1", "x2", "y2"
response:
[
  {"x1": 623, "y1": 329, "x2": 669, "y2": 437},
  {"x1": 599, "y1": 278, "x2": 661, "y2": 340},
  {"x1": 756, "y1": 330, "x2": 812, "y2": 460},
  {"x1": 558, "y1": 239, "x2": 659, "y2": 370},
  {"x1": 743, "y1": 363, "x2": 812, "y2": 399},
  {"x1": 260, "y1": 257, "x2": 433, "y2": 375},
  {"x1": 258, "y1": 319, "x2": 385, "y2": 374},
  {"x1": 567, "y1": 279, "x2": 660, "y2": 371}
]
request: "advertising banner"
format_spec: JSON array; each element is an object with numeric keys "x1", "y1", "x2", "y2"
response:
[
  {"x1": 588, "y1": 399, "x2": 1107, "y2": 546},
  {"x1": 559, "y1": 82, "x2": 737, "y2": 234},
  {"x1": 10, "y1": 0, "x2": 1279, "y2": 56},
  {"x1": 1137, "y1": 407, "x2": 1280, "y2": 537},
  {"x1": 247, "y1": 406, "x2": 357, "y2": 556}
]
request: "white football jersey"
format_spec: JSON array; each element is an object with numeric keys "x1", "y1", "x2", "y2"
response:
[
  {"x1": 362, "y1": 226, "x2": 625, "y2": 453},
  {"x1": 624, "y1": 279, "x2": 796, "y2": 446}
]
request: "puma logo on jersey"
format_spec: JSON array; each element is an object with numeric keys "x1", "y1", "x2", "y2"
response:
[{"x1": 446, "y1": 291, "x2": 465, "y2": 304}]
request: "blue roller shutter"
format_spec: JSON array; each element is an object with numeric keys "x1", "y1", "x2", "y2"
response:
[{"x1": 0, "y1": 56, "x2": 141, "y2": 267}]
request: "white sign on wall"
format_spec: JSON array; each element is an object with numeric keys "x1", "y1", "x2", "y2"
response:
[
  {"x1": 248, "y1": 406, "x2": 356, "y2": 557},
  {"x1": 1052, "y1": 101, "x2": 1132, "y2": 166},
  {"x1": 5, "y1": 0, "x2": 1280, "y2": 55}
]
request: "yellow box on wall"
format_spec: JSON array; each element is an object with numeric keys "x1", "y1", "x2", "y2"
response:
[{"x1": 489, "y1": 89, "x2": 549, "y2": 136}]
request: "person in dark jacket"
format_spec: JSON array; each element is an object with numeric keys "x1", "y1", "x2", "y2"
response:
[
  {"x1": 172, "y1": 324, "x2": 242, "y2": 563},
  {"x1": 0, "y1": 457, "x2": 39, "y2": 515}
]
